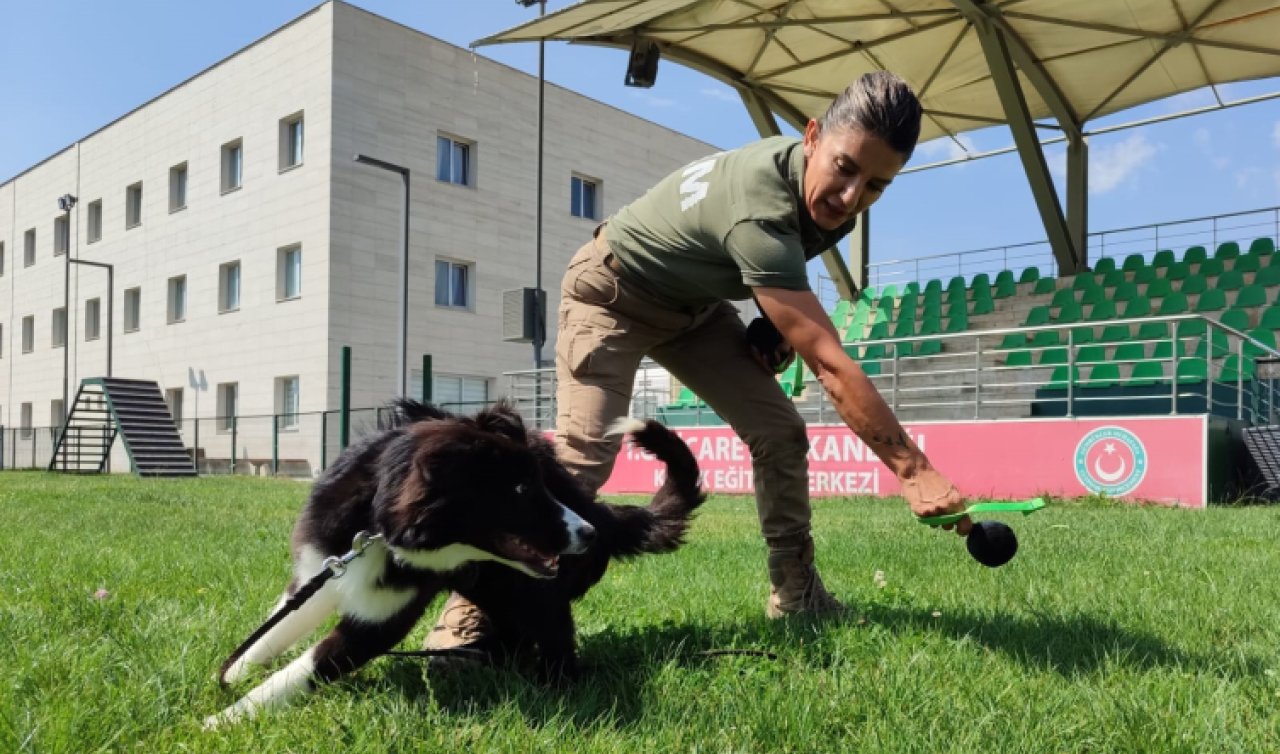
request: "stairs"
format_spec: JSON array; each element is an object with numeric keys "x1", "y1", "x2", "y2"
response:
[{"x1": 49, "y1": 377, "x2": 197, "y2": 477}]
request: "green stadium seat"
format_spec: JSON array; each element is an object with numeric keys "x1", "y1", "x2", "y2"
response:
[
  {"x1": 1152, "y1": 249, "x2": 1176, "y2": 268},
  {"x1": 1114, "y1": 342, "x2": 1146, "y2": 362},
  {"x1": 863, "y1": 342, "x2": 887, "y2": 360},
  {"x1": 1080, "y1": 286, "x2": 1108, "y2": 305},
  {"x1": 946, "y1": 276, "x2": 966, "y2": 293},
  {"x1": 1165, "y1": 261, "x2": 1191, "y2": 281},
  {"x1": 1113, "y1": 281, "x2": 1139, "y2": 301},
  {"x1": 1260, "y1": 305, "x2": 1280, "y2": 330},
  {"x1": 1177, "y1": 317, "x2": 1208, "y2": 339},
  {"x1": 970, "y1": 294, "x2": 995, "y2": 316},
  {"x1": 917, "y1": 317, "x2": 942, "y2": 337},
  {"x1": 998, "y1": 332, "x2": 1027, "y2": 349},
  {"x1": 868, "y1": 322, "x2": 890, "y2": 339},
  {"x1": 1214, "y1": 241, "x2": 1241, "y2": 260},
  {"x1": 1019, "y1": 266, "x2": 1041, "y2": 284},
  {"x1": 1085, "y1": 363, "x2": 1120, "y2": 389},
  {"x1": 1145, "y1": 278, "x2": 1172, "y2": 298},
  {"x1": 892, "y1": 317, "x2": 915, "y2": 338},
  {"x1": 1050, "y1": 287, "x2": 1076, "y2": 307},
  {"x1": 1122, "y1": 253, "x2": 1147, "y2": 272},
  {"x1": 1176, "y1": 357, "x2": 1209, "y2": 384},
  {"x1": 1070, "y1": 325, "x2": 1097, "y2": 345},
  {"x1": 1192, "y1": 329, "x2": 1231, "y2": 359},
  {"x1": 921, "y1": 300, "x2": 943, "y2": 320},
  {"x1": 860, "y1": 359, "x2": 882, "y2": 377},
  {"x1": 945, "y1": 313, "x2": 969, "y2": 333},
  {"x1": 872, "y1": 306, "x2": 891, "y2": 325},
  {"x1": 1133, "y1": 266, "x2": 1158, "y2": 284},
  {"x1": 1218, "y1": 269, "x2": 1244, "y2": 291},
  {"x1": 1220, "y1": 354, "x2": 1254, "y2": 383},
  {"x1": 994, "y1": 270, "x2": 1017, "y2": 298},
  {"x1": 1220, "y1": 307, "x2": 1250, "y2": 332},
  {"x1": 1077, "y1": 344, "x2": 1107, "y2": 363},
  {"x1": 1072, "y1": 272, "x2": 1099, "y2": 291},
  {"x1": 1032, "y1": 277, "x2": 1057, "y2": 295},
  {"x1": 1100, "y1": 324, "x2": 1132, "y2": 342},
  {"x1": 863, "y1": 286, "x2": 879, "y2": 300},
  {"x1": 1249, "y1": 237, "x2": 1276, "y2": 256},
  {"x1": 1233, "y1": 253, "x2": 1261, "y2": 274},
  {"x1": 1246, "y1": 328, "x2": 1277, "y2": 358},
  {"x1": 1122, "y1": 296, "x2": 1152, "y2": 318},
  {"x1": 1151, "y1": 339, "x2": 1186, "y2": 361},
  {"x1": 1235, "y1": 284, "x2": 1267, "y2": 309},
  {"x1": 916, "y1": 339, "x2": 943, "y2": 357},
  {"x1": 1198, "y1": 258, "x2": 1224, "y2": 277},
  {"x1": 831, "y1": 299, "x2": 852, "y2": 329},
  {"x1": 1183, "y1": 245, "x2": 1208, "y2": 264},
  {"x1": 972, "y1": 273, "x2": 991, "y2": 290},
  {"x1": 1101, "y1": 269, "x2": 1126, "y2": 288},
  {"x1": 903, "y1": 282, "x2": 921, "y2": 296},
  {"x1": 1039, "y1": 346, "x2": 1068, "y2": 365},
  {"x1": 1158, "y1": 293, "x2": 1189, "y2": 315},
  {"x1": 1093, "y1": 257, "x2": 1117, "y2": 274},
  {"x1": 1255, "y1": 265, "x2": 1280, "y2": 287},
  {"x1": 880, "y1": 283, "x2": 899, "y2": 299},
  {"x1": 1024, "y1": 305, "x2": 1051, "y2": 327},
  {"x1": 1030, "y1": 330, "x2": 1060, "y2": 348},
  {"x1": 1179, "y1": 275, "x2": 1208, "y2": 295},
  {"x1": 1193, "y1": 288, "x2": 1227, "y2": 313},
  {"x1": 1127, "y1": 361, "x2": 1166, "y2": 387},
  {"x1": 923, "y1": 279, "x2": 943, "y2": 297},
  {"x1": 1054, "y1": 301, "x2": 1083, "y2": 323},
  {"x1": 1085, "y1": 300, "x2": 1115, "y2": 321},
  {"x1": 894, "y1": 340, "x2": 914, "y2": 358},
  {"x1": 1005, "y1": 349, "x2": 1033, "y2": 367},
  {"x1": 1136, "y1": 320, "x2": 1170, "y2": 340},
  {"x1": 1046, "y1": 365, "x2": 1081, "y2": 391}
]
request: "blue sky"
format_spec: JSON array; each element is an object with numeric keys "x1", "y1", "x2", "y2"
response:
[{"x1": 3, "y1": 0, "x2": 1280, "y2": 274}]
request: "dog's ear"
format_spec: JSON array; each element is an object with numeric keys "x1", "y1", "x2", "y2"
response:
[{"x1": 473, "y1": 401, "x2": 528, "y2": 444}]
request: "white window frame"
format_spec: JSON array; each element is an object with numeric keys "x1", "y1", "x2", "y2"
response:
[
  {"x1": 54, "y1": 215, "x2": 69, "y2": 256},
  {"x1": 19, "y1": 403, "x2": 32, "y2": 439},
  {"x1": 165, "y1": 387, "x2": 184, "y2": 426},
  {"x1": 126, "y1": 182, "x2": 143, "y2": 228},
  {"x1": 221, "y1": 139, "x2": 243, "y2": 193},
  {"x1": 85, "y1": 298, "x2": 101, "y2": 341},
  {"x1": 86, "y1": 200, "x2": 102, "y2": 244},
  {"x1": 275, "y1": 375, "x2": 300, "y2": 430},
  {"x1": 0, "y1": 241, "x2": 5, "y2": 276},
  {"x1": 216, "y1": 382, "x2": 238, "y2": 432},
  {"x1": 169, "y1": 163, "x2": 188, "y2": 212},
  {"x1": 279, "y1": 112, "x2": 304, "y2": 170},
  {"x1": 167, "y1": 275, "x2": 187, "y2": 324},
  {"x1": 51, "y1": 399, "x2": 65, "y2": 430},
  {"x1": 123, "y1": 287, "x2": 141, "y2": 333},
  {"x1": 431, "y1": 374, "x2": 490, "y2": 411},
  {"x1": 436, "y1": 134, "x2": 473, "y2": 186},
  {"x1": 219, "y1": 261, "x2": 241, "y2": 313},
  {"x1": 21, "y1": 315, "x2": 34, "y2": 353},
  {"x1": 434, "y1": 258, "x2": 473, "y2": 310},
  {"x1": 277, "y1": 245, "x2": 302, "y2": 301},
  {"x1": 24, "y1": 229, "x2": 35, "y2": 267},
  {"x1": 51, "y1": 307, "x2": 66, "y2": 348},
  {"x1": 571, "y1": 174, "x2": 601, "y2": 220}
]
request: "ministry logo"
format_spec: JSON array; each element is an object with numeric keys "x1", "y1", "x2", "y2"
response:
[{"x1": 1074, "y1": 426, "x2": 1147, "y2": 495}]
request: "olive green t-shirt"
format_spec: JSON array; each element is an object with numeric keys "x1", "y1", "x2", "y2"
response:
[{"x1": 604, "y1": 136, "x2": 857, "y2": 307}]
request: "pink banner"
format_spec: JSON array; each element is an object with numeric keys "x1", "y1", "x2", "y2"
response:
[{"x1": 602, "y1": 416, "x2": 1208, "y2": 507}]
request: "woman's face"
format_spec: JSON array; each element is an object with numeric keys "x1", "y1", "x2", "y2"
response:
[{"x1": 801, "y1": 119, "x2": 906, "y2": 231}]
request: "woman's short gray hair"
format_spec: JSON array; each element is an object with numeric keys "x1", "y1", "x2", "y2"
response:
[{"x1": 819, "y1": 71, "x2": 922, "y2": 161}]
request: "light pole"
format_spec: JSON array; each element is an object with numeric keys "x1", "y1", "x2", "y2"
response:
[
  {"x1": 517, "y1": 0, "x2": 547, "y2": 370},
  {"x1": 58, "y1": 194, "x2": 76, "y2": 424},
  {"x1": 353, "y1": 154, "x2": 410, "y2": 397}
]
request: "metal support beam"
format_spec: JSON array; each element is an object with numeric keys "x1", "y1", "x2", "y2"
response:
[
  {"x1": 737, "y1": 88, "x2": 781, "y2": 137},
  {"x1": 1066, "y1": 136, "x2": 1088, "y2": 266}
]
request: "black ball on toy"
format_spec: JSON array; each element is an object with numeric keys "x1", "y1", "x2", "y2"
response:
[{"x1": 966, "y1": 520, "x2": 1018, "y2": 568}]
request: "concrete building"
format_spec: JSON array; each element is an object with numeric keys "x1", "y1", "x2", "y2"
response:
[{"x1": 0, "y1": 1, "x2": 715, "y2": 474}]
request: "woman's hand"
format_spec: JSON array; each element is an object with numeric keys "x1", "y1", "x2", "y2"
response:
[{"x1": 900, "y1": 465, "x2": 971, "y2": 535}]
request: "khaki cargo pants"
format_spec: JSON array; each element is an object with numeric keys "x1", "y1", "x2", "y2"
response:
[{"x1": 554, "y1": 231, "x2": 813, "y2": 540}]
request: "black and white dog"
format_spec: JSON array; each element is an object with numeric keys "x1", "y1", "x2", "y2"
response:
[{"x1": 206, "y1": 400, "x2": 702, "y2": 727}]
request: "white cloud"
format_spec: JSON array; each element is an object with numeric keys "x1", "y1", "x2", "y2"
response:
[
  {"x1": 628, "y1": 91, "x2": 677, "y2": 108},
  {"x1": 1090, "y1": 132, "x2": 1158, "y2": 194},
  {"x1": 700, "y1": 86, "x2": 738, "y2": 104}
]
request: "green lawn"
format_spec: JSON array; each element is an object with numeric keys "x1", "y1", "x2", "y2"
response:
[{"x1": 2, "y1": 472, "x2": 1279, "y2": 753}]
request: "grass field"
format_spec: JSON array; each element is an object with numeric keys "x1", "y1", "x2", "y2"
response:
[{"x1": 2, "y1": 472, "x2": 1280, "y2": 753}]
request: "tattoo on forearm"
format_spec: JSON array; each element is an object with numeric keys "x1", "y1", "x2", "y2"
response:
[{"x1": 870, "y1": 431, "x2": 911, "y2": 449}]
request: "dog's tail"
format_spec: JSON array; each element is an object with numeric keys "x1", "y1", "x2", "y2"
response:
[{"x1": 603, "y1": 418, "x2": 706, "y2": 557}]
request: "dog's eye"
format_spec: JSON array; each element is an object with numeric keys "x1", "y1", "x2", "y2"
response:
[{"x1": 514, "y1": 483, "x2": 527, "y2": 495}]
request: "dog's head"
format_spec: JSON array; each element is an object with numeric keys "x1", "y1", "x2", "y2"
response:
[{"x1": 374, "y1": 403, "x2": 595, "y2": 579}]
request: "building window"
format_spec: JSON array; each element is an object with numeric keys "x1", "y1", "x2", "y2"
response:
[
  {"x1": 434, "y1": 259, "x2": 471, "y2": 309},
  {"x1": 24, "y1": 229, "x2": 35, "y2": 267},
  {"x1": 51, "y1": 399, "x2": 65, "y2": 430},
  {"x1": 571, "y1": 175, "x2": 600, "y2": 220},
  {"x1": 0, "y1": 323, "x2": 4, "y2": 357},
  {"x1": 167, "y1": 275, "x2": 187, "y2": 323},
  {"x1": 51, "y1": 307, "x2": 66, "y2": 348},
  {"x1": 123, "y1": 287, "x2": 141, "y2": 333},
  {"x1": 0, "y1": 241, "x2": 5, "y2": 276},
  {"x1": 433, "y1": 375, "x2": 489, "y2": 411},
  {"x1": 87, "y1": 200, "x2": 102, "y2": 243},
  {"x1": 280, "y1": 112, "x2": 304, "y2": 170},
  {"x1": 165, "y1": 388, "x2": 184, "y2": 426},
  {"x1": 275, "y1": 375, "x2": 300, "y2": 430},
  {"x1": 54, "y1": 215, "x2": 69, "y2": 256},
  {"x1": 221, "y1": 139, "x2": 243, "y2": 192},
  {"x1": 219, "y1": 261, "x2": 241, "y2": 312},
  {"x1": 20, "y1": 403, "x2": 32, "y2": 439},
  {"x1": 216, "y1": 382, "x2": 238, "y2": 432},
  {"x1": 277, "y1": 245, "x2": 301, "y2": 301},
  {"x1": 126, "y1": 182, "x2": 143, "y2": 228},
  {"x1": 21, "y1": 316, "x2": 34, "y2": 353},
  {"x1": 169, "y1": 163, "x2": 188, "y2": 212},
  {"x1": 85, "y1": 298, "x2": 101, "y2": 341},
  {"x1": 436, "y1": 135, "x2": 472, "y2": 186}
]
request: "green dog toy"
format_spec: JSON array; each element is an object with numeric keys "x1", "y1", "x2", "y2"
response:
[{"x1": 916, "y1": 497, "x2": 1046, "y2": 527}]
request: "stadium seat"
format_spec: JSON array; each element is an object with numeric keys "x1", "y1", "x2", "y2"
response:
[
  {"x1": 1220, "y1": 354, "x2": 1254, "y2": 383},
  {"x1": 1145, "y1": 278, "x2": 1172, "y2": 298},
  {"x1": 1249, "y1": 237, "x2": 1276, "y2": 256},
  {"x1": 1193, "y1": 288, "x2": 1227, "y2": 313},
  {"x1": 1086, "y1": 300, "x2": 1116, "y2": 321},
  {"x1": 1255, "y1": 265, "x2": 1280, "y2": 287},
  {"x1": 1158, "y1": 292, "x2": 1189, "y2": 316},
  {"x1": 971, "y1": 273, "x2": 991, "y2": 290},
  {"x1": 994, "y1": 270, "x2": 1017, "y2": 298},
  {"x1": 1085, "y1": 363, "x2": 1120, "y2": 389},
  {"x1": 1151, "y1": 339, "x2": 1186, "y2": 361},
  {"x1": 945, "y1": 313, "x2": 969, "y2": 333},
  {"x1": 1177, "y1": 317, "x2": 1208, "y2": 339},
  {"x1": 1054, "y1": 301, "x2": 1083, "y2": 323},
  {"x1": 917, "y1": 316, "x2": 942, "y2": 337},
  {"x1": 1080, "y1": 286, "x2": 1109, "y2": 305},
  {"x1": 1127, "y1": 361, "x2": 1167, "y2": 387},
  {"x1": 1113, "y1": 281, "x2": 1139, "y2": 301},
  {"x1": 1220, "y1": 307, "x2": 1250, "y2": 332},
  {"x1": 1133, "y1": 266, "x2": 1159, "y2": 284},
  {"x1": 880, "y1": 283, "x2": 899, "y2": 299},
  {"x1": 1176, "y1": 357, "x2": 1209, "y2": 384},
  {"x1": 1260, "y1": 305, "x2": 1280, "y2": 331},
  {"x1": 868, "y1": 322, "x2": 890, "y2": 339},
  {"x1": 1235, "y1": 284, "x2": 1267, "y2": 309},
  {"x1": 1101, "y1": 269, "x2": 1126, "y2": 288},
  {"x1": 1183, "y1": 245, "x2": 1207, "y2": 264},
  {"x1": 1192, "y1": 329, "x2": 1231, "y2": 359},
  {"x1": 1122, "y1": 296, "x2": 1152, "y2": 318},
  {"x1": 1032, "y1": 277, "x2": 1057, "y2": 295},
  {"x1": 831, "y1": 299, "x2": 852, "y2": 329},
  {"x1": 1100, "y1": 324, "x2": 1132, "y2": 342},
  {"x1": 923, "y1": 279, "x2": 943, "y2": 297},
  {"x1": 1046, "y1": 365, "x2": 1080, "y2": 391},
  {"x1": 892, "y1": 317, "x2": 915, "y2": 338},
  {"x1": 1121, "y1": 253, "x2": 1146, "y2": 273},
  {"x1": 1233, "y1": 253, "x2": 1261, "y2": 274},
  {"x1": 1198, "y1": 258, "x2": 1224, "y2": 277},
  {"x1": 1050, "y1": 288, "x2": 1076, "y2": 307},
  {"x1": 915, "y1": 339, "x2": 943, "y2": 357},
  {"x1": 1030, "y1": 330, "x2": 1060, "y2": 348},
  {"x1": 1077, "y1": 344, "x2": 1107, "y2": 363},
  {"x1": 1039, "y1": 346, "x2": 1068, "y2": 365},
  {"x1": 1024, "y1": 305, "x2": 1051, "y2": 327},
  {"x1": 998, "y1": 332, "x2": 1027, "y2": 349},
  {"x1": 946, "y1": 276, "x2": 966, "y2": 294},
  {"x1": 1164, "y1": 261, "x2": 1191, "y2": 281},
  {"x1": 1152, "y1": 249, "x2": 1176, "y2": 268},
  {"x1": 1217, "y1": 269, "x2": 1244, "y2": 291},
  {"x1": 903, "y1": 282, "x2": 921, "y2": 296},
  {"x1": 1005, "y1": 349, "x2": 1033, "y2": 367},
  {"x1": 1069, "y1": 325, "x2": 1097, "y2": 345},
  {"x1": 1019, "y1": 266, "x2": 1041, "y2": 284},
  {"x1": 970, "y1": 293, "x2": 995, "y2": 316},
  {"x1": 1214, "y1": 241, "x2": 1241, "y2": 260},
  {"x1": 1072, "y1": 272, "x2": 1099, "y2": 290},
  {"x1": 1114, "y1": 342, "x2": 1147, "y2": 363},
  {"x1": 1136, "y1": 320, "x2": 1170, "y2": 340},
  {"x1": 1179, "y1": 275, "x2": 1207, "y2": 295},
  {"x1": 1246, "y1": 328, "x2": 1277, "y2": 358}
]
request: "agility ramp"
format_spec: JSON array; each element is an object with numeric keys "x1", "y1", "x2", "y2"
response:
[{"x1": 49, "y1": 377, "x2": 196, "y2": 477}]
